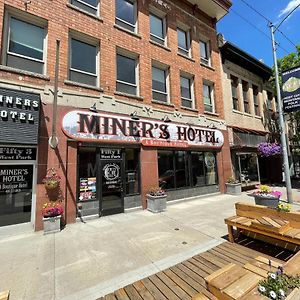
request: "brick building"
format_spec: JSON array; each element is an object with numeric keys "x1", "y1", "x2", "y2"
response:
[
  {"x1": 0, "y1": 0, "x2": 232, "y2": 230},
  {"x1": 220, "y1": 40, "x2": 282, "y2": 189}
]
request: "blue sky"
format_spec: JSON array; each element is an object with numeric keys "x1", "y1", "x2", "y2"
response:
[{"x1": 217, "y1": 0, "x2": 300, "y2": 67}]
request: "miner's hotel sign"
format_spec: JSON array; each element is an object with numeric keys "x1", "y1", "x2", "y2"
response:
[
  {"x1": 282, "y1": 66, "x2": 300, "y2": 113},
  {"x1": 62, "y1": 110, "x2": 224, "y2": 148},
  {"x1": 0, "y1": 87, "x2": 40, "y2": 145}
]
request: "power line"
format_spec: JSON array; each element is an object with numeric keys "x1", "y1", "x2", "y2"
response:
[
  {"x1": 275, "y1": 3, "x2": 300, "y2": 31},
  {"x1": 238, "y1": 0, "x2": 270, "y2": 23},
  {"x1": 277, "y1": 29, "x2": 298, "y2": 48},
  {"x1": 230, "y1": 8, "x2": 290, "y2": 55}
]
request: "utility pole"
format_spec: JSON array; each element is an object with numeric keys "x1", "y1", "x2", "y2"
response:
[{"x1": 269, "y1": 23, "x2": 293, "y2": 203}]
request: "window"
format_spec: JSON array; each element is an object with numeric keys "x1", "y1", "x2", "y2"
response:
[
  {"x1": 253, "y1": 85, "x2": 260, "y2": 116},
  {"x1": 150, "y1": 13, "x2": 166, "y2": 45},
  {"x1": 177, "y1": 27, "x2": 190, "y2": 57},
  {"x1": 70, "y1": 0, "x2": 98, "y2": 15},
  {"x1": 180, "y1": 75, "x2": 193, "y2": 108},
  {"x1": 158, "y1": 150, "x2": 218, "y2": 190},
  {"x1": 6, "y1": 16, "x2": 46, "y2": 74},
  {"x1": 203, "y1": 83, "x2": 214, "y2": 113},
  {"x1": 116, "y1": 52, "x2": 138, "y2": 95},
  {"x1": 231, "y1": 75, "x2": 239, "y2": 110},
  {"x1": 115, "y1": 0, "x2": 136, "y2": 32},
  {"x1": 267, "y1": 91, "x2": 273, "y2": 113},
  {"x1": 69, "y1": 38, "x2": 97, "y2": 86},
  {"x1": 200, "y1": 40, "x2": 210, "y2": 66},
  {"x1": 242, "y1": 80, "x2": 250, "y2": 113},
  {"x1": 152, "y1": 65, "x2": 168, "y2": 102},
  {"x1": 125, "y1": 149, "x2": 140, "y2": 195}
]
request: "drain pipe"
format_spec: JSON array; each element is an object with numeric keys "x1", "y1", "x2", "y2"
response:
[{"x1": 49, "y1": 39, "x2": 60, "y2": 149}]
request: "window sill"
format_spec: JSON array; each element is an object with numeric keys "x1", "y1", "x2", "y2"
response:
[
  {"x1": 255, "y1": 115, "x2": 262, "y2": 120},
  {"x1": 232, "y1": 109, "x2": 243, "y2": 115},
  {"x1": 180, "y1": 106, "x2": 198, "y2": 113},
  {"x1": 64, "y1": 80, "x2": 103, "y2": 91},
  {"x1": 200, "y1": 62, "x2": 215, "y2": 71},
  {"x1": 204, "y1": 111, "x2": 219, "y2": 117},
  {"x1": 66, "y1": 3, "x2": 103, "y2": 21},
  {"x1": 177, "y1": 52, "x2": 195, "y2": 62},
  {"x1": 114, "y1": 24, "x2": 142, "y2": 39},
  {"x1": 244, "y1": 112, "x2": 253, "y2": 117},
  {"x1": 149, "y1": 40, "x2": 171, "y2": 52},
  {"x1": 0, "y1": 65, "x2": 50, "y2": 80},
  {"x1": 151, "y1": 99, "x2": 174, "y2": 107},
  {"x1": 114, "y1": 91, "x2": 143, "y2": 101}
]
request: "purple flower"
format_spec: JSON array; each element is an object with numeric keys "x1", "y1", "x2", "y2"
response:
[{"x1": 258, "y1": 143, "x2": 282, "y2": 157}]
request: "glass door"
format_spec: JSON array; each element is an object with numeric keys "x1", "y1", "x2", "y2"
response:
[{"x1": 100, "y1": 160, "x2": 124, "y2": 216}]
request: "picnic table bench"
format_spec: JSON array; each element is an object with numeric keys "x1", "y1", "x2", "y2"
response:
[{"x1": 225, "y1": 202, "x2": 300, "y2": 249}]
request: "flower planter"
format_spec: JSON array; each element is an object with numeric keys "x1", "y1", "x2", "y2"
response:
[
  {"x1": 43, "y1": 215, "x2": 61, "y2": 234},
  {"x1": 226, "y1": 183, "x2": 242, "y2": 195},
  {"x1": 253, "y1": 194, "x2": 280, "y2": 208},
  {"x1": 44, "y1": 180, "x2": 59, "y2": 190},
  {"x1": 147, "y1": 194, "x2": 167, "y2": 213}
]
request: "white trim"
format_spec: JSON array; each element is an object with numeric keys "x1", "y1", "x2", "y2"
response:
[
  {"x1": 200, "y1": 40, "x2": 211, "y2": 67},
  {"x1": 149, "y1": 11, "x2": 167, "y2": 47},
  {"x1": 115, "y1": 0, "x2": 137, "y2": 33},
  {"x1": 203, "y1": 82, "x2": 215, "y2": 114},
  {"x1": 116, "y1": 79, "x2": 137, "y2": 87},
  {"x1": 75, "y1": 0, "x2": 98, "y2": 9},
  {"x1": 151, "y1": 63, "x2": 170, "y2": 103},
  {"x1": 177, "y1": 27, "x2": 191, "y2": 58},
  {"x1": 7, "y1": 51, "x2": 44, "y2": 63},
  {"x1": 70, "y1": 67, "x2": 97, "y2": 77},
  {"x1": 180, "y1": 74, "x2": 194, "y2": 109}
]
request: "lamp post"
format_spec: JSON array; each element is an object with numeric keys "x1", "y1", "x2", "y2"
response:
[{"x1": 269, "y1": 23, "x2": 293, "y2": 203}]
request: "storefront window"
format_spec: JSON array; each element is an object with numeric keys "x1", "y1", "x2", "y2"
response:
[
  {"x1": 191, "y1": 152, "x2": 205, "y2": 187},
  {"x1": 78, "y1": 147, "x2": 97, "y2": 202},
  {"x1": 238, "y1": 153, "x2": 259, "y2": 184},
  {"x1": 125, "y1": 149, "x2": 140, "y2": 195},
  {"x1": 158, "y1": 150, "x2": 218, "y2": 190}
]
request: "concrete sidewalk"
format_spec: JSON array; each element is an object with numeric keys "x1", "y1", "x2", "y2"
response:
[{"x1": 0, "y1": 190, "x2": 298, "y2": 300}]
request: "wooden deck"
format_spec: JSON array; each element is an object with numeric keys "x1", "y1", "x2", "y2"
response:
[{"x1": 98, "y1": 241, "x2": 287, "y2": 300}]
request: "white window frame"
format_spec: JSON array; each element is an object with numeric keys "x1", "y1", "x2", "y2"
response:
[
  {"x1": 180, "y1": 72, "x2": 194, "y2": 109},
  {"x1": 151, "y1": 60, "x2": 170, "y2": 103},
  {"x1": 70, "y1": 0, "x2": 100, "y2": 16},
  {"x1": 203, "y1": 81, "x2": 215, "y2": 113},
  {"x1": 149, "y1": 7, "x2": 167, "y2": 46},
  {"x1": 116, "y1": 47, "x2": 139, "y2": 96},
  {"x1": 2, "y1": 9, "x2": 48, "y2": 75},
  {"x1": 177, "y1": 24, "x2": 191, "y2": 58},
  {"x1": 69, "y1": 30, "x2": 99, "y2": 86},
  {"x1": 200, "y1": 39, "x2": 211, "y2": 67},
  {"x1": 115, "y1": 0, "x2": 138, "y2": 33}
]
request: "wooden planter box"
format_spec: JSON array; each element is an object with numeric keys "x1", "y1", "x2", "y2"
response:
[
  {"x1": 147, "y1": 194, "x2": 167, "y2": 213},
  {"x1": 226, "y1": 183, "x2": 242, "y2": 195},
  {"x1": 43, "y1": 215, "x2": 61, "y2": 234}
]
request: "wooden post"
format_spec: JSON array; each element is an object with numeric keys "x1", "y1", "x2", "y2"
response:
[{"x1": 227, "y1": 225, "x2": 234, "y2": 242}]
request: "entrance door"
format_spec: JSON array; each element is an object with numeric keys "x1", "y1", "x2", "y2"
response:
[{"x1": 100, "y1": 160, "x2": 124, "y2": 216}]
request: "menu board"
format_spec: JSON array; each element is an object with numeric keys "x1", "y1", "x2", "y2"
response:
[{"x1": 79, "y1": 177, "x2": 96, "y2": 201}]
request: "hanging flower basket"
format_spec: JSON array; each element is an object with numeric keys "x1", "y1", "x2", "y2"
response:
[
  {"x1": 43, "y1": 168, "x2": 61, "y2": 190},
  {"x1": 258, "y1": 142, "x2": 282, "y2": 157}
]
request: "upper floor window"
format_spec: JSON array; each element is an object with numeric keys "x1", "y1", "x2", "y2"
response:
[
  {"x1": 267, "y1": 91, "x2": 274, "y2": 113},
  {"x1": 116, "y1": 52, "x2": 138, "y2": 95},
  {"x1": 150, "y1": 12, "x2": 166, "y2": 46},
  {"x1": 5, "y1": 16, "x2": 46, "y2": 74},
  {"x1": 242, "y1": 80, "x2": 250, "y2": 114},
  {"x1": 200, "y1": 40, "x2": 211, "y2": 66},
  {"x1": 69, "y1": 37, "x2": 97, "y2": 86},
  {"x1": 152, "y1": 64, "x2": 168, "y2": 103},
  {"x1": 231, "y1": 75, "x2": 239, "y2": 110},
  {"x1": 177, "y1": 27, "x2": 190, "y2": 57},
  {"x1": 180, "y1": 74, "x2": 193, "y2": 108},
  {"x1": 116, "y1": 0, "x2": 136, "y2": 32},
  {"x1": 70, "y1": 0, "x2": 98, "y2": 15},
  {"x1": 203, "y1": 83, "x2": 215, "y2": 113},
  {"x1": 253, "y1": 85, "x2": 260, "y2": 116}
]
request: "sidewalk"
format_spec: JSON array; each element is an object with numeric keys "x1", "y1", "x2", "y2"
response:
[{"x1": 0, "y1": 190, "x2": 298, "y2": 300}]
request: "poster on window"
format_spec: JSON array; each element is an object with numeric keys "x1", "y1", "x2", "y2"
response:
[
  {"x1": 79, "y1": 177, "x2": 96, "y2": 201},
  {"x1": 282, "y1": 66, "x2": 300, "y2": 112}
]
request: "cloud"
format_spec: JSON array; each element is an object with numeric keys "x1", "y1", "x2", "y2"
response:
[{"x1": 278, "y1": 0, "x2": 300, "y2": 17}]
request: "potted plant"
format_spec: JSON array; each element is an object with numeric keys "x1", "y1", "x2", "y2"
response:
[
  {"x1": 43, "y1": 168, "x2": 61, "y2": 190},
  {"x1": 147, "y1": 187, "x2": 167, "y2": 213},
  {"x1": 258, "y1": 142, "x2": 282, "y2": 157},
  {"x1": 225, "y1": 176, "x2": 242, "y2": 195},
  {"x1": 258, "y1": 267, "x2": 300, "y2": 299},
  {"x1": 249, "y1": 185, "x2": 282, "y2": 208},
  {"x1": 42, "y1": 202, "x2": 64, "y2": 234}
]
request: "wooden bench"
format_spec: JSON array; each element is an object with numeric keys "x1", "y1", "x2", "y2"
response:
[
  {"x1": 0, "y1": 290, "x2": 9, "y2": 300},
  {"x1": 225, "y1": 202, "x2": 300, "y2": 249}
]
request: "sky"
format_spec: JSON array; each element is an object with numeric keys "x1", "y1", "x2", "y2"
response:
[{"x1": 217, "y1": 0, "x2": 300, "y2": 67}]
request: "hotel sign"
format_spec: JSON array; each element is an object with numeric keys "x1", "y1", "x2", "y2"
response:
[
  {"x1": 62, "y1": 110, "x2": 224, "y2": 148},
  {"x1": 0, "y1": 88, "x2": 40, "y2": 145}
]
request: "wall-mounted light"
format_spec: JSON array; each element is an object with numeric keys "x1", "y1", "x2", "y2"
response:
[
  {"x1": 130, "y1": 111, "x2": 140, "y2": 120},
  {"x1": 89, "y1": 103, "x2": 98, "y2": 113},
  {"x1": 162, "y1": 115, "x2": 171, "y2": 123}
]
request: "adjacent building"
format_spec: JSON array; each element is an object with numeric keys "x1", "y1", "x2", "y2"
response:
[
  {"x1": 220, "y1": 40, "x2": 282, "y2": 189},
  {"x1": 0, "y1": 0, "x2": 233, "y2": 230}
]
